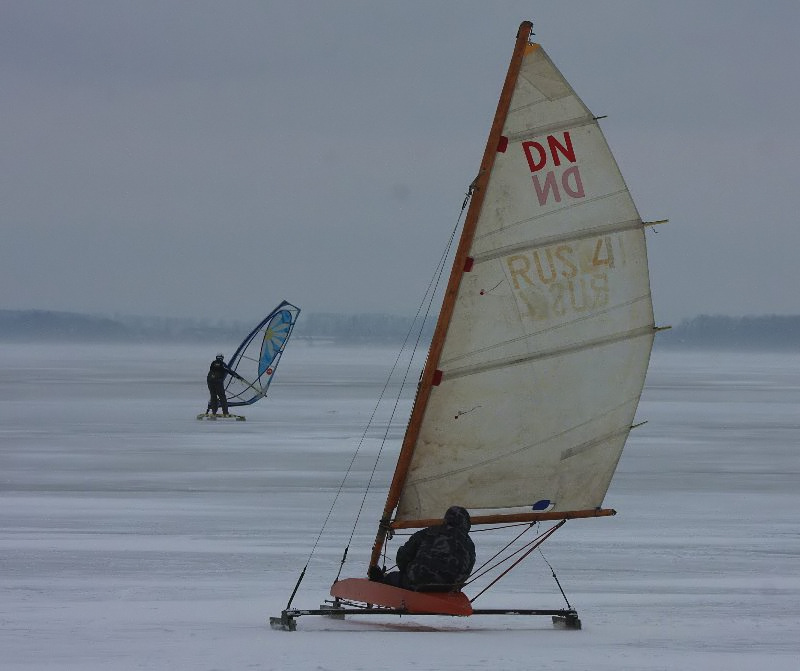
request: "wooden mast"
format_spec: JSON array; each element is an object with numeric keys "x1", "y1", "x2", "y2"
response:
[{"x1": 368, "y1": 21, "x2": 534, "y2": 569}]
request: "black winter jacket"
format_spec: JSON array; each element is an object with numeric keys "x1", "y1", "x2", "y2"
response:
[
  {"x1": 207, "y1": 359, "x2": 234, "y2": 383},
  {"x1": 395, "y1": 506, "x2": 475, "y2": 591}
]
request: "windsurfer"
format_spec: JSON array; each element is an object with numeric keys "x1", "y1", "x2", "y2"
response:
[
  {"x1": 206, "y1": 353, "x2": 242, "y2": 416},
  {"x1": 369, "y1": 506, "x2": 476, "y2": 592}
]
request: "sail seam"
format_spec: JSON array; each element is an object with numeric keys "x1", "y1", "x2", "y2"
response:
[
  {"x1": 559, "y1": 426, "x2": 630, "y2": 461},
  {"x1": 403, "y1": 395, "x2": 640, "y2": 487},
  {"x1": 472, "y1": 187, "x2": 632, "y2": 245},
  {"x1": 443, "y1": 325, "x2": 655, "y2": 381},
  {"x1": 502, "y1": 115, "x2": 596, "y2": 144},
  {"x1": 472, "y1": 215, "x2": 642, "y2": 265},
  {"x1": 439, "y1": 293, "x2": 653, "y2": 369}
]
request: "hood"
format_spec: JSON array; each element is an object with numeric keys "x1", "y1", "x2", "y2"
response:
[{"x1": 444, "y1": 505, "x2": 471, "y2": 531}]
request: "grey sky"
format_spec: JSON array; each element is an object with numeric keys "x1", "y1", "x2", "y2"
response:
[{"x1": 2, "y1": 2, "x2": 798, "y2": 325}]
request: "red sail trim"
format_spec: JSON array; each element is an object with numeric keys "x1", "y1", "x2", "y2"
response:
[
  {"x1": 497, "y1": 135, "x2": 509, "y2": 152},
  {"x1": 330, "y1": 578, "x2": 473, "y2": 616},
  {"x1": 392, "y1": 507, "x2": 617, "y2": 530}
]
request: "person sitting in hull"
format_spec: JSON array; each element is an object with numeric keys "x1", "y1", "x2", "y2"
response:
[
  {"x1": 369, "y1": 505, "x2": 476, "y2": 592},
  {"x1": 206, "y1": 353, "x2": 242, "y2": 416}
]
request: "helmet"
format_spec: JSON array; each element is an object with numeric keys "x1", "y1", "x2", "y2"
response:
[{"x1": 216, "y1": 353, "x2": 224, "y2": 360}]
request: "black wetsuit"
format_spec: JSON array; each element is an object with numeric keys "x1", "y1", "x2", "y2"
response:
[{"x1": 206, "y1": 358, "x2": 235, "y2": 414}]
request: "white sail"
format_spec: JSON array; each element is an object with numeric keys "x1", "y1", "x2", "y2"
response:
[{"x1": 395, "y1": 43, "x2": 654, "y2": 523}]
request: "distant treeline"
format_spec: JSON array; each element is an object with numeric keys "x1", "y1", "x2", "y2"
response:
[
  {"x1": 656, "y1": 314, "x2": 800, "y2": 350},
  {"x1": 1, "y1": 309, "x2": 799, "y2": 350},
  {"x1": 0, "y1": 309, "x2": 432, "y2": 345}
]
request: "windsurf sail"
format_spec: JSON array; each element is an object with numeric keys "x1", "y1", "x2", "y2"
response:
[{"x1": 224, "y1": 301, "x2": 300, "y2": 407}]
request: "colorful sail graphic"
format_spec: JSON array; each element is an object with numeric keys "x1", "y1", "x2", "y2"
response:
[
  {"x1": 225, "y1": 301, "x2": 300, "y2": 407},
  {"x1": 258, "y1": 309, "x2": 295, "y2": 377}
]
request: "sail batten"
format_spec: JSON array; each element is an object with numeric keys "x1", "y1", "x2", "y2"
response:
[
  {"x1": 400, "y1": 387, "x2": 640, "y2": 480},
  {"x1": 440, "y1": 291, "x2": 651, "y2": 365},
  {"x1": 560, "y1": 426, "x2": 633, "y2": 462},
  {"x1": 472, "y1": 211, "x2": 640, "y2": 259},
  {"x1": 401, "y1": 420, "x2": 635, "y2": 489},
  {"x1": 441, "y1": 324, "x2": 654, "y2": 381},
  {"x1": 502, "y1": 116, "x2": 596, "y2": 142}
]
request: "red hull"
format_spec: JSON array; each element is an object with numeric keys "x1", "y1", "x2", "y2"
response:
[{"x1": 330, "y1": 578, "x2": 473, "y2": 616}]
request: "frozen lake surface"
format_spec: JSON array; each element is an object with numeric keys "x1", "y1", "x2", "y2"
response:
[{"x1": 2, "y1": 343, "x2": 799, "y2": 670}]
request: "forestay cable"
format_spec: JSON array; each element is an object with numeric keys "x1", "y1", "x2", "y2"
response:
[
  {"x1": 284, "y1": 190, "x2": 473, "y2": 608},
  {"x1": 334, "y1": 189, "x2": 473, "y2": 579}
]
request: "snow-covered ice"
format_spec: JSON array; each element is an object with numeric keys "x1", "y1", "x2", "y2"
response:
[{"x1": 2, "y1": 343, "x2": 799, "y2": 670}]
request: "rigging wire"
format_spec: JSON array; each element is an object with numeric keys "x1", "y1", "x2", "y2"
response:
[
  {"x1": 538, "y1": 545, "x2": 573, "y2": 611},
  {"x1": 283, "y1": 189, "x2": 473, "y2": 608},
  {"x1": 467, "y1": 522, "x2": 542, "y2": 581},
  {"x1": 283, "y1": 326, "x2": 422, "y2": 607},
  {"x1": 467, "y1": 520, "x2": 566, "y2": 604},
  {"x1": 335, "y1": 189, "x2": 473, "y2": 577}
]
